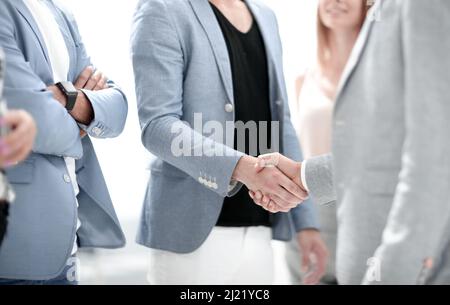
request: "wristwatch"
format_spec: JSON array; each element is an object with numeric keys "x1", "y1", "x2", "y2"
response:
[{"x1": 56, "y1": 81, "x2": 78, "y2": 111}]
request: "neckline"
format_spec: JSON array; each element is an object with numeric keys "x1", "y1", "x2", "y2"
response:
[{"x1": 210, "y1": 2, "x2": 255, "y2": 35}]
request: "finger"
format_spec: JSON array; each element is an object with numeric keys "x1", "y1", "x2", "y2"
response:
[
  {"x1": 94, "y1": 73, "x2": 108, "y2": 91},
  {"x1": 303, "y1": 252, "x2": 323, "y2": 285},
  {"x1": 315, "y1": 245, "x2": 329, "y2": 280},
  {"x1": 262, "y1": 195, "x2": 270, "y2": 206},
  {"x1": 262, "y1": 195, "x2": 290, "y2": 213},
  {"x1": 272, "y1": 185, "x2": 303, "y2": 207},
  {"x1": 74, "y1": 66, "x2": 95, "y2": 89},
  {"x1": 303, "y1": 271, "x2": 319, "y2": 285},
  {"x1": 265, "y1": 200, "x2": 283, "y2": 214},
  {"x1": 254, "y1": 160, "x2": 265, "y2": 173},
  {"x1": 84, "y1": 71, "x2": 102, "y2": 90},
  {"x1": 254, "y1": 191, "x2": 263, "y2": 201},
  {"x1": 249, "y1": 192, "x2": 264, "y2": 207},
  {"x1": 258, "y1": 153, "x2": 280, "y2": 168},
  {"x1": 249, "y1": 191, "x2": 255, "y2": 200},
  {"x1": 94, "y1": 76, "x2": 108, "y2": 91},
  {"x1": 3, "y1": 129, "x2": 33, "y2": 162},
  {"x1": 301, "y1": 247, "x2": 311, "y2": 274},
  {"x1": 270, "y1": 194, "x2": 298, "y2": 211},
  {"x1": 278, "y1": 173, "x2": 308, "y2": 201},
  {"x1": 276, "y1": 154, "x2": 301, "y2": 179},
  {"x1": 4, "y1": 142, "x2": 33, "y2": 166}
]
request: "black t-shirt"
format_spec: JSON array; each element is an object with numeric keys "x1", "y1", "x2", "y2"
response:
[{"x1": 211, "y1": 3, "x2": 273, "y2": 227}]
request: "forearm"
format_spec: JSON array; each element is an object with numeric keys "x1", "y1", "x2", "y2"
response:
[
  {"x1": 6, "y1": 88, "x2": 82, "y2": 158},
  {"x1": 80, "y1": 87, "x2": 128, "y2": 138},
  {"x1": 143, "y1": 116, "x2": 244, "y2": 197}
]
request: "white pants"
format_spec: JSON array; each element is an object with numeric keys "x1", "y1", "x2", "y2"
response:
[{"x1": 147, "y1": 226, "x2": 274, "y2": 285}]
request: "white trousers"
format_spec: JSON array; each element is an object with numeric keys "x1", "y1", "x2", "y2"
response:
[{"x1": 147, "y1": 226, "x2": 274, "y2": 285}]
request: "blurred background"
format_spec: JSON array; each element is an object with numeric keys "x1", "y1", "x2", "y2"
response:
[{"x1": 64, "y1": 0, "x2": 318, "y2": 285}]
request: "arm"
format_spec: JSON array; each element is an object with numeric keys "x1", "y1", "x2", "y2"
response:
[
  {"x1": 131, "y1": 0, "x2": 244, "y2": 198},
  {"x1": 304, "y1": 154, "x2": 336, "y2": 206},
  {"x1": 0, "y1": 5, "x2": 82, "y2": 158},
  {"x1": 363, "y1": 1, "x2": 450, "y2": 285},
  {"x1": 60, "y1": 4, "x2": 128, "y2": 139},
  {"x1": 131, "y1": 1, "x2": 307, "y2": 206}
]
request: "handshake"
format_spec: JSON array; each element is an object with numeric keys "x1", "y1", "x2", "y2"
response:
[{"x1": 232, "y1": 153, "x2": 308, "y2": 213}]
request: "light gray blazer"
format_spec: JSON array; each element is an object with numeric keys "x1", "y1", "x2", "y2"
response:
[
  {"x1": 304, "y1": 0, "x2": 450, "y2": 285},
  {"x1": 0, "y1": 0, "x2": 128, "y2": 280},
  {"x1": 132, "y1": 0, "x2": 318, "y2": 254}
]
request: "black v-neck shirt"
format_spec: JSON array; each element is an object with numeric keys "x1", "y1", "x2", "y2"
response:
[{"x1": 211, "y1": 3, "x2": 272, "y2": 228}]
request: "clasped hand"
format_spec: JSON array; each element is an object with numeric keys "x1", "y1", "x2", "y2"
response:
[{"x1": 233, "y1": 153, "x2": 308, "y2": 213}]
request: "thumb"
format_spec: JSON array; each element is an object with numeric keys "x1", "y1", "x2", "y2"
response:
[
  {"x1": 254, "y1": 159, "x2": 266, "y2": 173},
  {"x1": 276, "y1": 154, "x2": 299, "y2": 180}
]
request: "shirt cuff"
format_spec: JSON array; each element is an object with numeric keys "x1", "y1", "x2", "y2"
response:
[{"x1": 301, "y1": 159, "x2": 310, "y2": 192}]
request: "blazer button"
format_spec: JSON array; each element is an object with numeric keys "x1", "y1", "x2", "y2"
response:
[
  {"x1": 225, "y1": 103, "x2": 234, "y2": 113},
  {"x1": 92, "y1": 127, "x2": 102, "y2": 136},
  {"x1": 63, "y1": 174, "x2": 71, "y2": 183}
]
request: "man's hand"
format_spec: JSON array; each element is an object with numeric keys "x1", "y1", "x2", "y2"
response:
[
  {"x1": 257, "y1": 153, "x2": 303, "y2": 187},
  {"x1": 249, "y1": 153, "x2": 308, "y2": 210},
  {"x1": 47, "y1": 66, "x2": 109, "y2": 126},
  {"x1": 297, "y1": 229, "x2": 329, "y2": 285},
  {"x1": 0, "y1": 110, "x2": 37, "y2": 167},
  {"x1": 232, "y1": 155, "x2": 308, "y2": 213},
  {"x1": 74, "y1": 66, "x2": 109, "y2": 91}
]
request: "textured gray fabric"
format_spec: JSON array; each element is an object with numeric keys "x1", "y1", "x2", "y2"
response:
[{"x1": 305, "y1": 0, "x2": 450, "y2": 284}]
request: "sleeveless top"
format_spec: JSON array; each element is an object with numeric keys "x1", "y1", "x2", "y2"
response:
[{"x1": 297, "y1": 72, "x2": 334, "y2": 159}]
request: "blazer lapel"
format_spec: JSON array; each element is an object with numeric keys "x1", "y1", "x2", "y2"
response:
[
  {"x1": 12, "y1": 0, "x2": 51, "y2": 66},
  {"x1": 188, "y1": 0, "x2": 234, "y2": 104},
  {"x1": 335, "y1": 0, "x2": 382, "y2": 106}
]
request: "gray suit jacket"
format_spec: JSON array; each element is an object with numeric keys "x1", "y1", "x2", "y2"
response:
[
  {"x1": 0, "y1": 0, "x2": 128, "y2": 280},
  {"x1": 305, "y1": 0, "x2": 450, "y2": 285},
  {"x1": 132, "y1": 0, "x2": 318, "y2": 254}
]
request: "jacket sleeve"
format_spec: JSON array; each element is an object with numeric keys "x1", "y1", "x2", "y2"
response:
[
  {"x1": 304, "y1": 154, "x2": 337, "y2": 206},
  {"x1": 131, "y1": 0, "x2": 244, "y2": 198},
  {"x1": 362, "y1": 0, "x2": 450, "y2": 285},
  {"x1": 0, "y1": 3, "x2": 82, "y2": 158}
]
